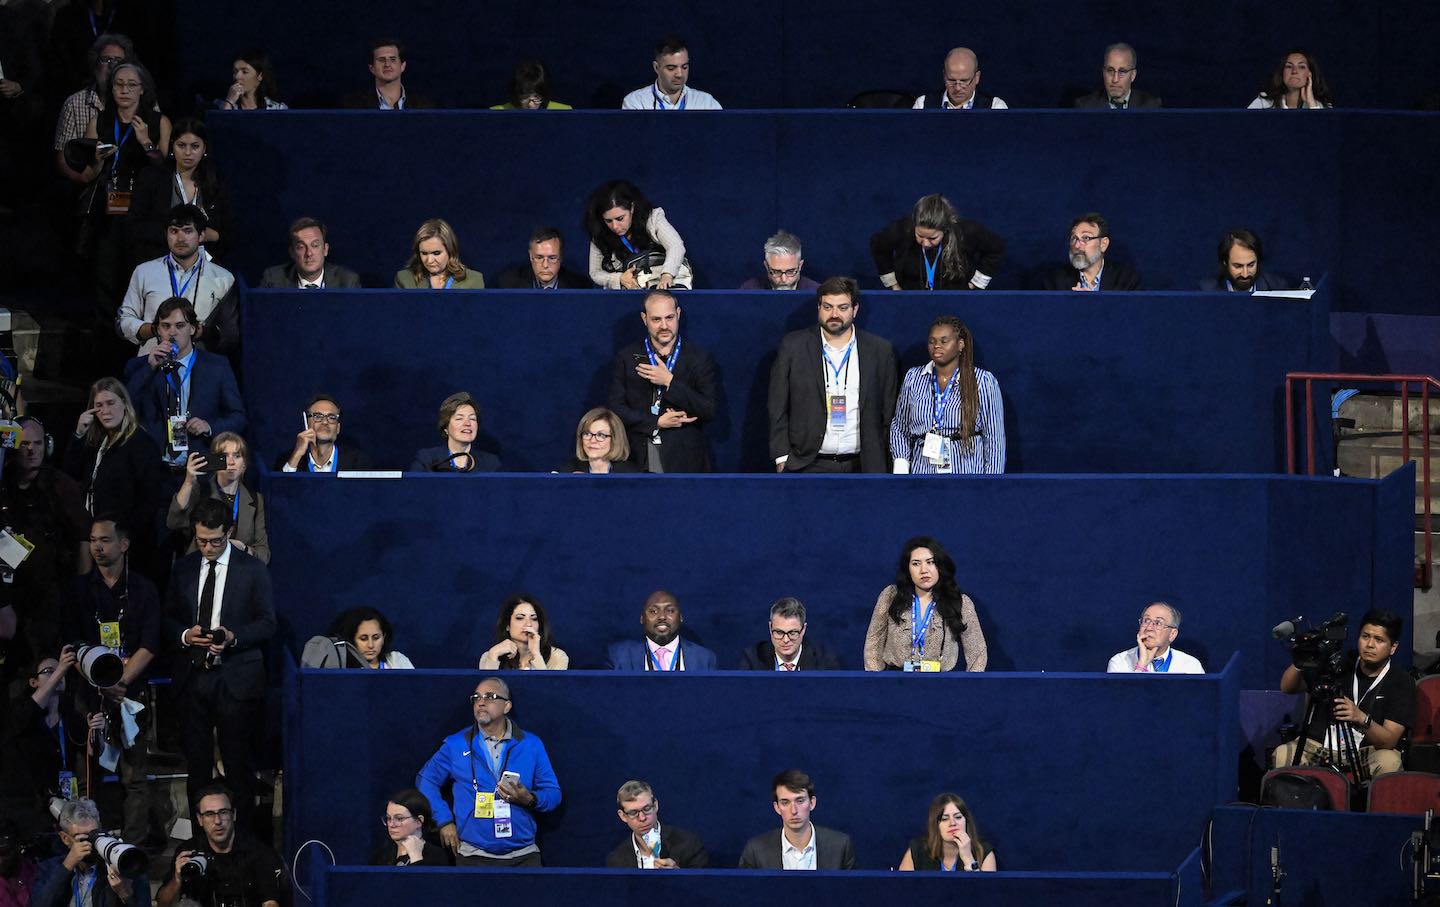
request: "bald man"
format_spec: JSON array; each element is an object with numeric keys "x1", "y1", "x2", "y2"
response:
[{"x1": 913, "y1": 47, "x2": 1008, "y2": 110}]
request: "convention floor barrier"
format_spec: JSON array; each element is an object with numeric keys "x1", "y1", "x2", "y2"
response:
[
  {"x1": 283, "y1": 665, "x2": 1239, "y2": 875},
  {"x1": 261, "y1": 470, "x2": 1413, "y2": 690},
  {"x1": 176, "y1": 3, "x2": 1436, "y2": 111},
  {"x1": 312, "y1": 858, "x2": 1206, "y2": 907},
  {"x1": 210, "y1": 110, "x2": 1440, "y2": 311},
  {"x1": 1207, "y1": 805, "x2": 1422, "y2": 906},
  {"x1": 241, "y1": 288, "x2": 1331, "y2": 474}
]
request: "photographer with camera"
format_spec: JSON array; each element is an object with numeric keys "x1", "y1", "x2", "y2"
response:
[
  {"x1": 1273, "y1": 608, "x2": 1414, "y2": 779},
  {"x1": 34, "y1": 798, "x2": 149, "y2": 906},
  {"x1": 2, "y1": 650, "x2": 83, "y2": 834},
  {"x1": 59, "y1": 517, "x2": 160, "y2": 846},
  {"x1": 157, "y1": 784, "x2": 283, "y2": 907}
]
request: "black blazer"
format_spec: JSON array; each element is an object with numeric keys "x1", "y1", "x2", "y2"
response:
[
  {"x1": 60, "y1": 430, "x2": 168, "y2": 543},
  {"x1": 257, "y1": 261, "x2": 363, "y2": 289},
  {"x1": 273, "y1": 444, "x2": 375, "y2": 472},
  {"x1": 768, "y1": 326, "x2": 897, "y2": 473},
  {"x1": 495, "y1": 263, "x2": 591, "y2": 289},
  {"x1": 369, "y1": 840, "x2": 455, "y2": 866},
  {"x1": 1074, "y1": 89, "x2": 1162, "y2": 109},
  {"x1": 125, "y1": 164, "x2": 235, "y2": 268},
  {"x1": 1198, "y1": 272, "x2": 1291, "y2": 292},
  {"x1": 738, "y1": 826, "x2": 856, "y2": 870},
  {"x1": 608, "y1": 339, "x2": 718, "y2": 473},
  {"x1": 738, "y1": 639, "x2": 844, "y2": 671},
  {"x1": 560, "y1": 457, "x2": 641, "y2": 474},
  {"x1": 605, "y1": 825, "x2": 709, "y2": 868},
  {"x1": 163, "y1": 544, "x2": 276, "y2": 700},
  {"x1": 408, "y1": 446, "x2": 501, "y2": 473},
  {"x1": 869, "y1": 216, "x2": 1005, "y2": 290},
  {"x1": 1034, "y1": 260, "x2": 1142, "y2": 291}
]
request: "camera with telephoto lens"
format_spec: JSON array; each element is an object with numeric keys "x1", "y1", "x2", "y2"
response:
[
  {"x1": 73, "y1": 643, "x2": 124, "y2": 688},
  {"x1": 46, "y1": 798, "x2": 146, "y2": 876},
  {"x1": 180, "y1": 852, "x2": 210, "y2": 884},
  {"x1": 1286, "y1": 612, "x2": 1350, "y2": 701}
]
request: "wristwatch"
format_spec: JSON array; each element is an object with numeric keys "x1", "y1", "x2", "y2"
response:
[{"x1": 1361, "y1": 713, "x2": 1373, "y2": 730}]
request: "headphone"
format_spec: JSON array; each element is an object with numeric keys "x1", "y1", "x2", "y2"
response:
[{"x1": 17, "y1": 415, "x2": 53, "y2": 458}]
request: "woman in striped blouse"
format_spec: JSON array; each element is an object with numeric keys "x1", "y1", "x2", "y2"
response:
[{"x1": 889, "y1": 315, "x2": 1005, "y2": 474}]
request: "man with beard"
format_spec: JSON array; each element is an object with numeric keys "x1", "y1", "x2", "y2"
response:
[
  {"x1": 608, "y1": 289, "x2": 717, "y2": 472},
  {"x1": 607, "y1": 590, "x2": 717, "y2": 671},
  {"x1": 606, "y1": 780, "x2": 708, "y2": 868},
  {"x1": 1034, "y1": 213, "x2": 1141, "y2": 291},
  {"x1": 1199, "y1": 229, "x2": 1290, "y2": 292},
  {"x1": 35, "y1": 798, "x2": 149, "y2": 906},
  {"x1": 739, "y1": 232, "x2": 821, "y2": 291},
  {"x1": 1106, "y1": 602, "x2": 1204, "y2": 674},
  {"x1": 621, "y1": 35, "x2": 721, "y2": 110},
  {"x1": 769, "y1": 276, "x2": 897, "y2": 473},
  {"x1": 116, "y1": 205, "x2": 238, "y2": 355}
]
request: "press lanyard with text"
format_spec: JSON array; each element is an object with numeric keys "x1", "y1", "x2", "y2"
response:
[
  {"x1": 111, "y1": 119, "x2": 134, "y2": 177},
  {"x1": 922, "y1": 243, "x2": 942, "y2": 290},
  {"x1": 168, "y1": 254, "x2": 201, "y2": 299},
  {"x1": 645, "y1": 336, "x2": 682, "y2": 417},
  {"x1": 924, "y1": 368, "x2": 958, "y2": 468},
  {"x1": 470, "y1": 732, "x2": 516, "y2": 837},
  {"x1": 906, "y1": 594, "x2": 941, "y2": 672},
  {"x1": 823, "y1": 342, "x2": 853, "y2": 429}
]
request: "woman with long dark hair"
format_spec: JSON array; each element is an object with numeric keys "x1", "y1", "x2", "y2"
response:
[
  {"x1": 1248, "y1": 49, "x2": 1334, "y2": 110},
  {"x1": 218, "y1": 48, "x2": 288, "y2": 110},
  {"x1": 478, "y1": 594, "x2": 569, "y2": 670},
  {"x1": 869, "y1": 193, "x2": 1003, "y2": 291},
  {"x1": 890, "y1": 315, "x2": 1005, "y2": 474},
  {"x1": 371, "y1": 788, "x2": 452, "y2": 865},
  {"x1": 863, "y1": 536, "x2": 987, "y2": 671},
  {"x1": 126, "y1": 117, "x2": 232, "y2": 266},
  {"x1": 584, "y1": 180, "x2": 689, "y2": 289},
  {"x1": 332, "y1": 606, "x2": 414, "y2": 669},
  {"x1": 897, "y1": 793, "x2": 998, "y2": 872}
]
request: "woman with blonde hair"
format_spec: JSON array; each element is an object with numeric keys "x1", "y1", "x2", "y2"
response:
[
  {"x1": 394, "y1": 218, "x2": 485, "y2": 288},
  {"x1": 564, "y1": 407, "x2": 638, "y2": 474}
]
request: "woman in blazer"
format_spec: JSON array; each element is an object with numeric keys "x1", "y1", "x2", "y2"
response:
[{"x1": 166, "y1": 431, "x2": 269, "y2": 562}]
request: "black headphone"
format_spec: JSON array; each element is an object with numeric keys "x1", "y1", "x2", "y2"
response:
[{"x1": 17, "y1": 415, "x2": 53, "y2": 458}]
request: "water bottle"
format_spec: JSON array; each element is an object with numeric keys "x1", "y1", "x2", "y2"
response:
[{"x1": 1300, "y1": 276, "x2": 1313, "y2": 291}]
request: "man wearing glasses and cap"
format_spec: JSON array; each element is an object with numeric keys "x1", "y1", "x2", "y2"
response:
[
  {"x1": 1107, "y1": 602, "x2": 1205, "y2": 673},
  {"x1": 417, "y1": 677, "x2": 562, "y2": 866}
]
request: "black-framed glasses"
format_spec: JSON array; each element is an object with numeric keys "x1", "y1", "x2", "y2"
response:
[
  {"x1": 470, "y1": 692, "x2": 509, "y2": 703},
  {"x1": 581, "y1": 431, "x2": 612, "y2": 442},
  {"x1": 770, "y1": 629, "x2": 803, "y2": 642},
  {"x1": 620, "y1": 802, "x2": 657, "y2": 820},
  {"x1": 765, "y1": 266, "x2": 801, "y2": 279},
  {"x1": 307, "y1": 412, "x2": 342, "y2": 424},
  {"x1": 198, "y1": 808, "x2": 234, "y2": 821}
]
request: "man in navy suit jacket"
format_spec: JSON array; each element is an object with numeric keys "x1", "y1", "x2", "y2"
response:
[
  {"x1": 164, "y1": 498, "x2": 275, "y2": 824},
  {"x1": 606, "y1": 589, "x2": 716, "y2": 671},
  {"x1": 124, "y1": 297, "x2": 245, "y2": 465}
]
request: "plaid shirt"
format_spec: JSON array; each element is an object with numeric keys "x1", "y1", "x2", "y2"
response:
[{"x1": 54, "y1": 87, "x2": 102, "y2": 150}]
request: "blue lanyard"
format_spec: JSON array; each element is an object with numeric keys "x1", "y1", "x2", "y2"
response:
[
  {"x1": 653, "y1": 86, "x2": 687, "y2": 109},
  {"x1": 1150, "y1": 649, "x2": 1173, "y2": 673},
  {"x1": 931, "y1": 368, "x2": 957, "y2": 433},
  {"x1": 470, "y1": 733, "x2": 512, "y2": 788},
  {"x1": 822, "y1": 342, "x2": 853, "y2": 387},
  {"x1": 911, "y1": 593, "x2": 937, "y2": 654},
  {"x1": 56, "y1": 715, "x2": 69, "y2": 770},
  {"x1": 72, "y1": 868, "x2": 97, "y2": 906},
  {"x1": 620, "y1": 235, "x2": 639, "y2": 255},
  {"x1": 436, "y1": 276, "x2": 453, "y2": 289},
  {"x1": 308, "y1": 446, "x2": 338, "y2": 473},
  {"x1": 168, "y1": 255, "x2": 200, "y2": 299},
  {"x1": 111, "y1": 118, "x2": 134, "y2": 176},
  {"x1": 165, "y1": 350, "x2": 193, "y2": 410},
  {"x1": 644, "y1": 335, "x2": 681, "y2": 371},
  {"x1": 940, "y1": 858, "x2": 958, "y2": 872},
  {"x1": 226, "y1": 489, "x2": 240, "y2": 524},
  {"x1": 922, "y1": 244, "x2": 941, "y2": 290},
  {"x1": 646, "y1": 642, "x2": 681, "y2": 671}
]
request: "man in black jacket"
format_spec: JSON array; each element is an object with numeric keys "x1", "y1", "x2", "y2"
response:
[
  {"x1": 257, "y1": 217, "x2": 361, "y2": 289},
  {"x1": 1033, "y1": 213, "x2": 1141, "y2": 292},
  {"x1": 608, "y1": 290, "x2": 717, "y2": 472},
  {"x1": 495, "y1": 227, "x2": 589, "y2": 289},
  {"x1": 739, "y1": 597, "x2": 843, "y2": 671},
  {"x1": 606, "y1": 780, "x2": 707, "y2": 869}
]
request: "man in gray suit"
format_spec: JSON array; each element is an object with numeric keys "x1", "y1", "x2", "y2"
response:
[
  {"x1": 257, "y1": 217, "x2": 362, "y2": 289},
  {"x1": 739, "y1": 769, "x2": 856, "y2": 870}
]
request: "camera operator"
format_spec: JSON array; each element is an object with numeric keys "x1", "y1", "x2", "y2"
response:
[
  {"x1": 59, "y1": 516, "x2": 161, "y2": 846},
  {"x1": 34, "y1": 798, "x2": 149, "y2": 906},
  {"x1": 1, "y1": 649, "x2": 86, "y2": 835},
  {"x1": 157, "y1": 784, "x2": 283, "y2": 907},
  {"x1": 1273, "y1": 608, "x2": 1414, "y2": 778}
]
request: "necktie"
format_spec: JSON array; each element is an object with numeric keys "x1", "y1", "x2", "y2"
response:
[
  {"x1": 301, "y1": 282, "x2": 320, "y2": 289},
  {"x1": 782, "y1": 661, "x2": 797, "y2": 671},
  {"x1": 655, "y1": 647, "x2": 669, "y2": 671},
  {"x1": 198, "y1": 559, "x2": 217, "y2": 629}
]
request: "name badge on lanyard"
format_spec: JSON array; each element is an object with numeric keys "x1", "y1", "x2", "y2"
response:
[
  {"x1": 645, "y1": 336, "x2": 682, "y2": 417},
  {"x1": 924, "y1": 369, "x2": 957, "y2": 469},
  {"x1": 823, "y1": 343, "x2": 853, "y2": 428},
  {"x1": 98, "y1": 620, "x2": 122, "y2": 650},
  {"x1": 904, "y1": 593, "x2": 941, "y2": 671}
]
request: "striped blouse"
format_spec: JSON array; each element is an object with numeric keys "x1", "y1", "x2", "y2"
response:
[{"x1": 888, "y1": 361, "x2": 1005, "y2": 474}]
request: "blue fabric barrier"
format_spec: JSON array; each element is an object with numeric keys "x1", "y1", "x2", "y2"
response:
[
  {"x1": 174, "y1": 1, "x2": 1438, "y2": 110},
  {"x1": 207, "y1": 110, "x2": 1440, "y2": 312},
  {"x1": 1207, "y1": 805, "x2": 1421, "y2": 906},
  {"x1": 259, "y1": 471, "x2": 1413, "y2": 690},
  {"x1": 239, "y1": 289, "x2": 1330, "y2": 474},
  {"x1": 286, "y1": 664, "x2": 1239, "y2": 872},
  {"x1": 319, "y1": 865, "x2": 1190, "y2": 907}
]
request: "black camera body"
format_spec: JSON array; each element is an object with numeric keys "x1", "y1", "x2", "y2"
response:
[
  {"x1": 1288, "y1": 612, "x2": 1350, "y2": 700},
  {"x1": 180, "y1": 852, "x2": 210, "y2": 884}
]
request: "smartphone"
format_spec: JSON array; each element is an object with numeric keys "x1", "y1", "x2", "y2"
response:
[
  {"x1": 632, "y1": 354, "x2": 646, "y2": 366},
  {"x1": 500, "y1": 770, "x2": 522, "y2": 787},
  {"x1": 200, "y1": 452, "x2": 228, "y2": 472},
  {"x1": 96, "y1": 143, "x2": 116, "y2": 153}
]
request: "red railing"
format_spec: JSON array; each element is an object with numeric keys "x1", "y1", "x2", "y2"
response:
[{"x1": 1285, "y1": 372, "x2": 1437, "y2": 589}]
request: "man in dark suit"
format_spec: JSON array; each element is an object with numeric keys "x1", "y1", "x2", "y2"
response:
[
  {"x1": 605, "y1": 780, "x2": 708, "y2": 868},
  {"x1": 164, "y1": 498, "x2": 275, "y2": 825},
  {"x1": 608, "y1": 289, "x2": 717, "y2": 473},
  {"x1": 1074, "y1": 43, "x2": 1161, "y2": 109},
  {"x1": 257, "y1": 217, "x2": 362, "y2": 289},
  {"x1": 124, "y1": 297, "x2": 246, "y2": 466},
  {"x1": 495, "y1": 227, "x2": 590, "y2": 289},
  {"x1": 1198, "y1": 228, "x2": 1291, "y2": 292},
  {"x1": 277, "y1": 394, "x2": 373, "y2": 473},
  {"x1": 1033, "y1": 213, "x2": 1142, "y2": 292},
  {"x1": 768, "y1": 276, "x2": 897, "y2": 473},
  {"x1": 739, "y1": 769, "x2": 856, "y2": 870},
  {"x1": 739, "y1": 597, "x2": 844, "y2": 671},
  {"x1": 606, "y1": 589, "x2": 717, "y2": 671}
]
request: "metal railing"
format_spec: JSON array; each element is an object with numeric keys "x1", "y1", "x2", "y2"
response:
[{"x1": 1285, "y1": 371, "x2": 1437, "y2": 589}]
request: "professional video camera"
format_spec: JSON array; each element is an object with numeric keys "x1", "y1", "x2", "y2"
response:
[
  {"x1": 1279, "y1": 612, "x2": 1350, "y2": 700},
  {"x1": 47, "y1": 798, "x2": 147, "y2": 876}
]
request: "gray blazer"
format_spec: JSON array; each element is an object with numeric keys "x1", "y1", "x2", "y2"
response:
[
  {"x1": 257, "y1": 262, "x2": 362, "y2": 289},
  {"x1": 738, "y1": 826, "x2": 856, "y2": 870}
]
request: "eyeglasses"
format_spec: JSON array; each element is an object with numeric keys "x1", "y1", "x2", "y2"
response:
[
  {"x1": 195, "y1": 535, "x2": 228, "y2": 549},
  {"x1": 765, "y1": 267, "x2": 801, "y2": 279},
  {"x1": 529, "y1": 254, "x2": 560, "y2": 264},
  {"x1": 99, "y1": 55, "x2": 125, "y2": 65},
  {"x1": 307, "y1": 412, "x2": 341, "y2": 424},
  {"x1": 1103, "y1": 67, "x2": 1134, "y2": 78},
  {"x1": 770, "y1": 629, "x2": 803, "y2": 642},
  {"x1": 620, "y1": 802, "x2": 657, "y2": 820},
  {"x1": 944, "y1": 74, "x2": 978, "y2": 88},
  {"x1": 112, "y1": 81, "x2": 142, "y2": 91},
  {"x1": 381, "y1": 814, "x2": 414, "y2": 827},
  {"x1": 581, "y1": 431, "x2": 612, "y2": 442},
  {"x1": 198, "y1": 808, "x2": 234, "y2": 821},
  {"x1": 35, "y1": 666, "x2": 57, "y2": 676},
  {"x1": 470, "y1": 692, "x2": 509, "y2": 703},
  {"x1": 1069, "y1": 234, "x2": 1102, "y2": 246},
  {"x1": 1138, "y1": 617, "x2": 1173, "y2": 630}
]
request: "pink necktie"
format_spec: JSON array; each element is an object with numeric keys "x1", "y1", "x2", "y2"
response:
[{"x1": 655, "y1": 647, "x2": 668, "y2": 670}]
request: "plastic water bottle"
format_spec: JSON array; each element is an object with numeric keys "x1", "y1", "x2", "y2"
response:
[{"x1": 1300, "y1": 276, "x2": 1313, "y2": 291}]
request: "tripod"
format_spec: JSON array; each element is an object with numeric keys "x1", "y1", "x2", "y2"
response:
[{"x1": 1290, "y1": 692, "x2": 1372, "y2": 789}]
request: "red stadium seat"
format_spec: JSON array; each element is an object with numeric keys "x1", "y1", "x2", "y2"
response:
[
  {"x1": 1367, "y1": 771, "x2": 1440, "y2": 815},
  {"x1": 1261, "y1": 767, "x2": 1351, "y2": 811},
  {"x1": 1412, "y1": 677, "x2": 1440, "y2": 743}
]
